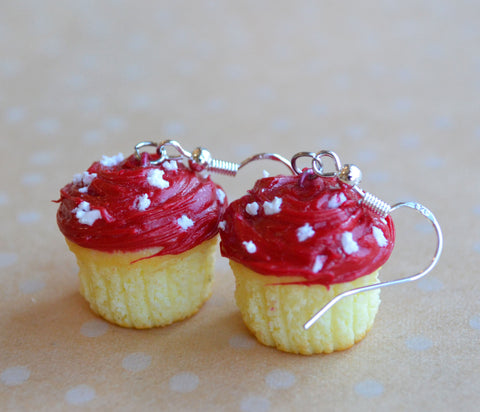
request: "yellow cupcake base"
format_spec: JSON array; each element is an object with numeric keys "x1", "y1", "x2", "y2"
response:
[
  {"x1": 66, "y1": 237, "x2": 218, "y2": 329},
  {"x1": 230, "y1": 261, "x2": 381, "y2": 355}
]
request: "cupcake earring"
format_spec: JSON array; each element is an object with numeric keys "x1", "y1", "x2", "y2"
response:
[
  {"x1": 219, "y1": 149, "x2": 442, "y2": 355},
  {"x1": 56, "y1": 139, "x2": 240, "y2": 328}
]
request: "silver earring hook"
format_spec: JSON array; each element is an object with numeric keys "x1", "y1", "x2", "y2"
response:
[
  {"x1": 134, "y1": 140, "x2": 239, "y2": 175},
  {"x1": 304, "y1": 201, "x2": 443, "y2": 330},
  {"x1": 134, "y1": 140, "x2": 295, "y2": 176},
  {"x1": 291, "y1": 149, "x2": 443, "y2": 329}
]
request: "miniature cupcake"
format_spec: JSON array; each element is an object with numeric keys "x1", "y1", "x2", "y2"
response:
[
  {"x1": 220, "y1": 169, "x2": 395, "y2": 354},
  {"x1": 56, "y1": 149, "x2": 227, "y2": 328}
]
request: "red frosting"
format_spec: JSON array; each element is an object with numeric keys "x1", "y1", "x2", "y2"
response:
[
  {"x1": 56, "y1": 152, "x2": 227, "y2": 255},
  {"x1": 220, "y1": 170, "x2": 395, "y2": 286}
]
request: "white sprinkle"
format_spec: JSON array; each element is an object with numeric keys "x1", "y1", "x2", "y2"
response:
[
  {"x1": 78, "y1": 187, "x2": 88, "y2": 193},
  {"x1": 147, "y1": 169, "x2": 169, "y2": 189},
  {"x1": 372, "y1": 226, "x2": 388, "y2": 247},
  {"x1": 313, "y1": 255, "x2": 327, "y2": 273},
  {"x1": 328, "y1": 192, "x2": 347, "y2": 208},
  {"x1": 246, "y1": 202, "x2": 259, "y2": 216},
  {"x1": 73, "y1": 171, "x2": 97, "y2": 186},
  {"x1": 218, "y1": 220, "x2": 226, "y2": 231},
  {"x1": 134, "y1": 194, "x2": 151, "y2": 211},
  {"x1": 100, "y1": 152, "x2": 124, "y2": 167},
  {"x1": 263, "y1": 197, "x2": 282, "y2": 215},
  {"x1": 177, "y1": 215, "x2": 194, "y2": 230},
  {"x1": 73, "y1": 201, "x2": 102, "y2": 226},
  {"x1": 163, "y1": 160, "x2": 178, "y2": 171},
  {"x1": 262, "y1": 170, "x2": 270, "y2": 178},
  {"x1": 243, "y1": 241, "x2": 257, "y2": 254},
  {"x1": 297, "y1": 223, "x2": 315, "y2": 242},
  {"x1": 216, "y1": 188, "x2": 226, "y2": 204},
  {"x1": 341, "y1": 232, "x2": 359, "y2": 255}
]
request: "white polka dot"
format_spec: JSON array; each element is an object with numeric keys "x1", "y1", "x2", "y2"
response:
[
  {"x1": 81, "y1": 96, "x2": 103, "y2": 113},
  {"x1": 224, "y1": 64, "x2": 246, "y2": 79},
  {"x1": 122, "y1": 352, "x2": 152, "y2": 373},
  {"x1": 333, "y1": 73, "x2": 350, "y2": 89},
  {"x1": 124, "y1": 64, "x2": 145, "y2": 81},
  {"x1": 64, "y1": 73, "x2": 87, "y2": 89},
  {"x1": 127, "y1": 33, "x2": 149, "y2": 50},
  {"x1": 425, "y1": 156, "x2": 445, "y2": 168},
  {"x1": 354, "y1": 379, "x2": 384, "y2": 398},
  {"x1": 80, "y1": 319, "x2": 110, "y2": 337},
  {"x1": 1, "y1": 366, "x2": 30, "y2": 386},
  {"x1": 311, "y1": 103, "x2": 328, "y2": 116},
  {"x1": 82, "y1": 130, "x2": 104, "y2": 145},
  {"x1": 4, "y1": 106, "x2": 26, "y2": 123},
  {"x1": 169, "y1": 372, "x2": 199, "y2": 393},
  {"x1": 415, "y1": 221, "x2": 434, "y2": 234},
  {"x1": 163, "y1": 122, "x2": 185, "y2": 136},
  {"x1": 240, "y1": 395, "x2": 271, "y2": 412},
  {"x1": 346, "y1": 125, "x2": 365, "y2": 140},
  {"x1": 392, "y1": 98, "x2": 413, "y2": 114},
  {"x1": 21, "y1": 173, "x2": 45, "y2": 185},
  {"x1": 405, "y1": 335, "x2": 433, "y2": 351},
  {"x1": 229, "y1": 334, "x2": 256, "y2": 349},
  {"x1": 65, "y1": 384, "x2": 96, "y2": 405},
  {"x1": 400, "y1": 133, "x2": 420, "y2": 149},
  {"x1": 205, "y1": 97, "x2": 226, "y2": 112},
  {"x1": 433, "y1": 116, "x2": 453, "y2": 130},
  {"x1": 416, "y1": 276, "x2": 443, "y2": 292},
  {"x1": 19, "y1": 278, "x2": 46, "y2": 294},
  {"x1": 104, "y1": 116, "x2": 126, "y2": 132},
  {"x1": 255, "y1": 85, "x2": 275, "y2": 100},
  {"x1": 0, "y1": 59, "x2": 22, "y2": 77},
  {"x1": 469, "y1": 314, "x2": 480, "y2": 330},
  {"x1": 0, "y1": 192, "x2": 8, "y2": 205},
  {"x1": 271, "y1": 118, "x2": 292, "y2": 132},
  {"x1": 265, "y1": 369, "x2": 296, "y2": 390},
  {"x1": 357, "y1": 150, "x2": 377, "y2": 163},
  {"x1": 0, "y1": 252, "x2": 18, "y2": 268},
  {"x1": 129, "y1": 94, "x2": 152, "y2": 110},
  {"x1": 474, "y1": 242, "x2": 480, "y2": 254},
  {"x1": 36, "y1": 118, "x2": 60, "y2": 134},
  {"x1": 369, "y1": 171, "x2": 389, "y2": 183},
  {"x1": 29, "y1": 151, "x2": 54, "y2": 166},
  {"x1": 17, "y1": 211, "x2": 41, "y2": 224}
]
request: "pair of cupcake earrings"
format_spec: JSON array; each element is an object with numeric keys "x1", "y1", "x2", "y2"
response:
[{"x1": 56, "y1": 140, "x2": 442, "y2": 355}]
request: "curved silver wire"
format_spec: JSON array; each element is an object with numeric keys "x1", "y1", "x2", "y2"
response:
[
  {"x1": 303, "y1": 201, "x2": 443, "y2": 330},
  {"x1": 239, "y1": 152, "x2": 295, "y2": 174},
  {"x1": 291, "y1": 152, "x2": 317, "y2": 174},
  {"x1": 312, "y1": 150, "x2": 342, "y2": 177}
]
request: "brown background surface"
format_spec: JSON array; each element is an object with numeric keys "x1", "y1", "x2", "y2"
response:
[{"x1": 1, "y1": 1, "x2": 479, "y2": 411}]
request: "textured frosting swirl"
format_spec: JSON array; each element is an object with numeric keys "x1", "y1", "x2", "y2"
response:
[
  {"x1": 220, "y1": 171, "x2": 395, "y2": 286},
  {"x1": 57, "y1": 152, "x2": 227, "y2": 255}
]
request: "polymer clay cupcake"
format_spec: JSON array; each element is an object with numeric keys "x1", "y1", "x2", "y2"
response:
[
  {"x1": 56, "y1": 142, "x2": 227, "y2": 328},
  {"x1": 220, "y1": 152, "x2": 396, "y2": 354}
]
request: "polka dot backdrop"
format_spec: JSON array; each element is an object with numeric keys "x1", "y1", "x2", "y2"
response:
[{"x1": 1, "y1": 0, "x2": 479, "y2": 410}]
